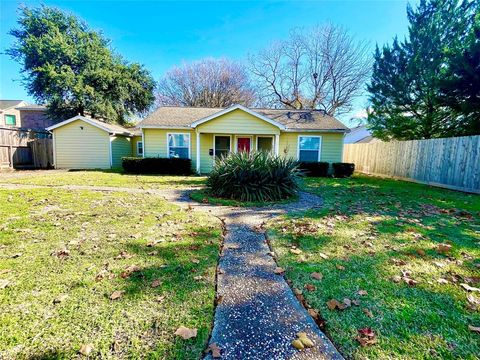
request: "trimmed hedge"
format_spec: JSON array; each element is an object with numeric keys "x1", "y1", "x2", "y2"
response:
[
  {"x1": 122, "y1": 157, "x2": 193, "y2": 175},
  {"x1": 298, "y1": 161, "x2": 330, "y2": 177},
  {"x1": 332, "y1": 162, "x2": 355, "y2": 178}
]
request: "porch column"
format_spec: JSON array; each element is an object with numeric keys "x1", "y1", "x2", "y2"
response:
[
  {"x1": 196, "y1": 131, "x2": 201, "y2": 173},
  {"x1": 275, "y1": 134, "x2": 280, "y2": 155}
]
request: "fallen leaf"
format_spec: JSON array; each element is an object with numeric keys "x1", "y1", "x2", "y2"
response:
[
  {"x1": 0, "y1": 279, "x2": 11, "y2": 289},
  {"x1": 191, "y1": 259, "x2": 200, "y2": 264},
  {"x1": 206, "y1": 342, "x2": 222, "y2": 358},
  {"x1": 292, "y1": 339, "x2": 304, "y2": 350},
  {"x1": 308, "y1": 308, "x2": 319, "y2": 319},
  {"x1": 274, "y1": 267, "x2": 285, "y2": 275},
  {"x1": 290, "y1": 248, "x2": 302, "y2": 255},
  {"x1": 436, "y1": 243, "x2": 452, "y2": 255},
  {"x1": 304, "y1": 283, "x2": 316, "y2": 292},
  {"x1": 114, "y1": 251, "x2": 133, "y2": 260},
  {"x1": 151, "y1": 279, "x2": 162, "y2": 288},
  {"x1": 174, "y1": 326, "x2": 197, "y2": 339},
  {"x1": 79, "y1": 343, "x2": 94, "y2": 356},
  {"x1": 311, "y1": 272, "x2": 323, "y2": 280},
  {"x1": 356, "y1": 328, "x2": 377, "y2": 347},
  {"x1": 110, "y1": 291, "x2": 124, "y2": 300},
  {"x1": 468, "y1": 325, "x2": 480, "y2": 333},
  {"x1": 363, "y1": 308, "x2": 374, "y2": 318},
  {"x1": 51, "y1": 248, "x2": 70, "y2": 258},
  {"x1": 336, "y1": 264, "x2": 345, "y2": 270},
  {"x1": 120, "y1": 265, "x2": 140, "y2": 279},
  {"x1": 416, "y1": 249, "x2": 426, "y2": 256},
  {"x1": 11, "y1": 253, "x2": 22, "y2": 258},
  {"x1": 297, "y1": 332, "x2": 314, "y2": 348},
  {"x1": 392, "y1": 275, "x2": 402, "y2": 283},
  {"x1": 319, "y1": 252, "x2": 328, "y2": 259},
  {"x1": 343, "y1": 298, "x2": 352, "y2": 308},
  {"x1": 327, "y1": 299, "x2": 346, "y2": 310},
  {"x1": 53, "y1": 294, "x2": 68, "y2": 304},
  {"x1": 437, "y1": 278, "x2": 449, "y2": 284},
  {"x1": 461, "y1": 283, "x2": 480, "y2": 292},
  {"x1": 357, "y1": 289, "x2": 368, "y2": 296}
]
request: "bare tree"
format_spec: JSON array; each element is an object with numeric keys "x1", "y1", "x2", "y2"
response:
[
  {"x1": 249, "y1": 24, "x2": 371, "y2": 115},
  {"x1": 156, "y1": 58, "x2": 256, "y2": 107}
]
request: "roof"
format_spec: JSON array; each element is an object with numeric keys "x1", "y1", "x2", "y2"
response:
[
  {"x1": 139, "y1": 105, "x2": 349, "y2": 132},
  {"x1": 16, "y1": 104, "x2": 47, "y2": 111},
  {"x1": 0, "y1": 100, "x2": 25, "y2": 110},
  {"x1": 46, "y1": 115, "x2": 134, "y2": 136}
]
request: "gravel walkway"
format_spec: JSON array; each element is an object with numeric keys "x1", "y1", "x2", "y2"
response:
[{"x1": 1, "y1": 183, "x2": 343, "y2": 359}]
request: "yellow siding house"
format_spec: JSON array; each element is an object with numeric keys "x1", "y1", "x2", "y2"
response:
[
  {"x1": 47, "y1": 116, "x2": 134, "y2": 169},
  {"x1": 139, "y1": 104, "x2": 349, "y2": 173},
  {"x1": 47, "y1": 105, "x2": 349, "y2": 172}
]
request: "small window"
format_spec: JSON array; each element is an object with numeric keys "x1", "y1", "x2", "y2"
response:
[
  {"x1": 214, "y1": 136, "x2": 231, "y2": 158},
  {"x1": 136, "y1": 141, "x2": 143, "y2": 156},
  {"x1": 5, "y1": 115, "x2": 16, "y2": 126},
  {"x1": 257, "y1": 137, "x2": 273, "y2": 152},
  {"x1": 168, "y1": 133, "x2": 190, "y2": 159},
  {"x1": 298, "y1": 136, "x2": 321, "y2": 162}
]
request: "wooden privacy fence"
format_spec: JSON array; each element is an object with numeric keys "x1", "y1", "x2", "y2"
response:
[
  {"x1": 343, "y1": 135, "x2": 480, "y2": 194},
  {"x1": 0, "y1": 127, "x2": 53, "y2": 169}
]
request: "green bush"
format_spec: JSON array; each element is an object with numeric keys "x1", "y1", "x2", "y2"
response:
[
  {"x1": 122, "y1": 157, "x2": 192, "y2": 175},
  {"x1": 298, "y1": 161, "x2": 330, "y2": 177},
  {"x1": 332, "y1": 162, "x2": 355, "y2": 178},
  {"x1": 206, "y1": 151, "x2": 301, "y2": 202}
]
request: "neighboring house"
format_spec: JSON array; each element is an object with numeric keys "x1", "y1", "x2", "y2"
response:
[
  {"x1": 47, "y1": 104, "x2": 349, "y2": 171},
  {"x1": 47, "y1": 116, "x2": 140, "y2": 169},
  {"x1": 344, "y1": 125, "x2": 379, "y2": 144},
  {"x1": 0, "y1": 100, "x2": 55, "y2": 130}
]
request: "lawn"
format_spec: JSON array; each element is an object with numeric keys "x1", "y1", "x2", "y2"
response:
[
  {"x1": 0, "y1": 169, "x2": 206, "y2": 189},
  {"x1": 0, "y1": 187, "x2": 222, "y2": 359},
  {"x1": 268, "y1": 175, "x2": 480, "y2": 359}
]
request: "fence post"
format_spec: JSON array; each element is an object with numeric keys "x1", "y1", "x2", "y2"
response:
[{"x1": 8, "y1": 145, "x2": 13, "y2": 168}]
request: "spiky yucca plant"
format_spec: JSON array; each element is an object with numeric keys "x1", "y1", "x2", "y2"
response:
[{"x1": 206, "y1": 151, "x2": 301, "y2": 202}]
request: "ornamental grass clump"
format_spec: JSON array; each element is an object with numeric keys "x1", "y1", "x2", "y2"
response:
[{"x1": 206, "y1": 151, "x2": 301, "y2": 202}]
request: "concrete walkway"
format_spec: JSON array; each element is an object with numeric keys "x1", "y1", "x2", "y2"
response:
[{"x1": 0, "y1": 183, "x2": 343, "y2": 360}]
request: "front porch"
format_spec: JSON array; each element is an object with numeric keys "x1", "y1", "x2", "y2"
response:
[{"x1": 194, "y1": 132, "x2": 280, "y2": 173}]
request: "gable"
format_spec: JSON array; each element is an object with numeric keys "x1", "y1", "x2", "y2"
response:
[{"x1": 196, "y1": 109, "x2": 280, "y2": 134}]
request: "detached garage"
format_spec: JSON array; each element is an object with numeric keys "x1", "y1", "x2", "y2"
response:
[{"x1": 47, "y1": 115, "x2": 137, "y2": 169}]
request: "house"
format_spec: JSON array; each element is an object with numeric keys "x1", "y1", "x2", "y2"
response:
[
  {"x1": 47, "y1": 104, "x2": 349, "y2": 171},
  {"x1": 344, "y1": 125, "x2": 379, "y2": 144},
  {"x1": 0, "y1": 100, "x2": 55, "y2": 130},
  {"x1": 46, "y1": 116, "x2": 140, "y2": 169}
]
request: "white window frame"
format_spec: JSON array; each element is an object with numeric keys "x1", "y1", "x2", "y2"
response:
[
  {"x1": 136, "y1": 141, "x2": 143, "y2": 156},
  {"x1": 297, "y1": 135, "x2": 322, "y2": 162},
  {"x1": 213, "y1": 134, "x2": 232, "y2": 160},
  {"x1": 256, "y1": 135, "x2": 274, "y2": 152},
  {"x1": 234, "y1": 135, "x2": 254, "y2": 153},
  {"x1": 167, "y1": 132, "x2": 191, "y2": 159}
]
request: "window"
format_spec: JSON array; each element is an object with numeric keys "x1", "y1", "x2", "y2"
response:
[
  {"x1": 168, "y1": 133, "x2": 190, "y2": 159},
  {"x1": 214, "y1": 136, "x2": 231, "y2": 158},
  {"x1": 257, "y1": 136, "x2": 273, "y2": 152},
  {"x1": 136, "y1": 141, "x2": 143, "y2": 156},
  {"x1": 5, "y1": 115, "x2": 16, "y2": 126},
  {"x1": 298, "y1": 136, "x2": 321, "y2": 162}
]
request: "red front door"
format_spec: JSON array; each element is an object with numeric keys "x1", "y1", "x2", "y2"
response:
[{"x1": 237, "y1": 137, "x2": 251, "y2": 153}]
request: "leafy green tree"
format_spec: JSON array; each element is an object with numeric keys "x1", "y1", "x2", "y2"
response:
[
  {"x1": 367, "y1": 0, "x2": 478, "y2": 140},
  {"x1": 7, "y1": 6, "x2": 155, "y2": 124}
]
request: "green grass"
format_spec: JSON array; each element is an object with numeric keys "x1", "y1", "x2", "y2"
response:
[
  {"x1": 1, "y1": 169, "x2": 206, "y2": 189},
  {"x1": 190, "y1": 189, "x2": 297, "y2": 207},
  {"x1": 268, "y1": 174, "x2": 480, "y2": 359},
  {"x1": 0, "y1": 188, "x2": 222, "y2": 359}
]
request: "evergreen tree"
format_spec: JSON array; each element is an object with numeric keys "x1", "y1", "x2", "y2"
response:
[
  {"x1": 7, "y1": 6, "x2": 155, "y2": 124},
  {"x1": 367, "y1": 0, "x2": 478, "y2": 140}
]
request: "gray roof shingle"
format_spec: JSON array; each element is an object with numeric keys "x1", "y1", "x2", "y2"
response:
[{"x1": 139, "y1": 106, "x2": 349, "y2": 132}]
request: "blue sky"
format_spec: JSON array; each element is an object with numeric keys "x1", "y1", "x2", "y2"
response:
[{"x1": 0, "y1": 0, "x2": 412, "y2": 123}]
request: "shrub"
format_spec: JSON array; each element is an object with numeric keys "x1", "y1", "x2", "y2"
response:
[
  {"x1": 298, "y1": 161, "x2": 330, "y2": 177},
  {"x1": 332, "y1": 162, "x2": 355, "y2": 178},
  {"x1": 122, "y1": 157, "x2": 192, "y2": 175},
  {"x1": 206, "y1": 151, "x2": 301, "y2": 202}
]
